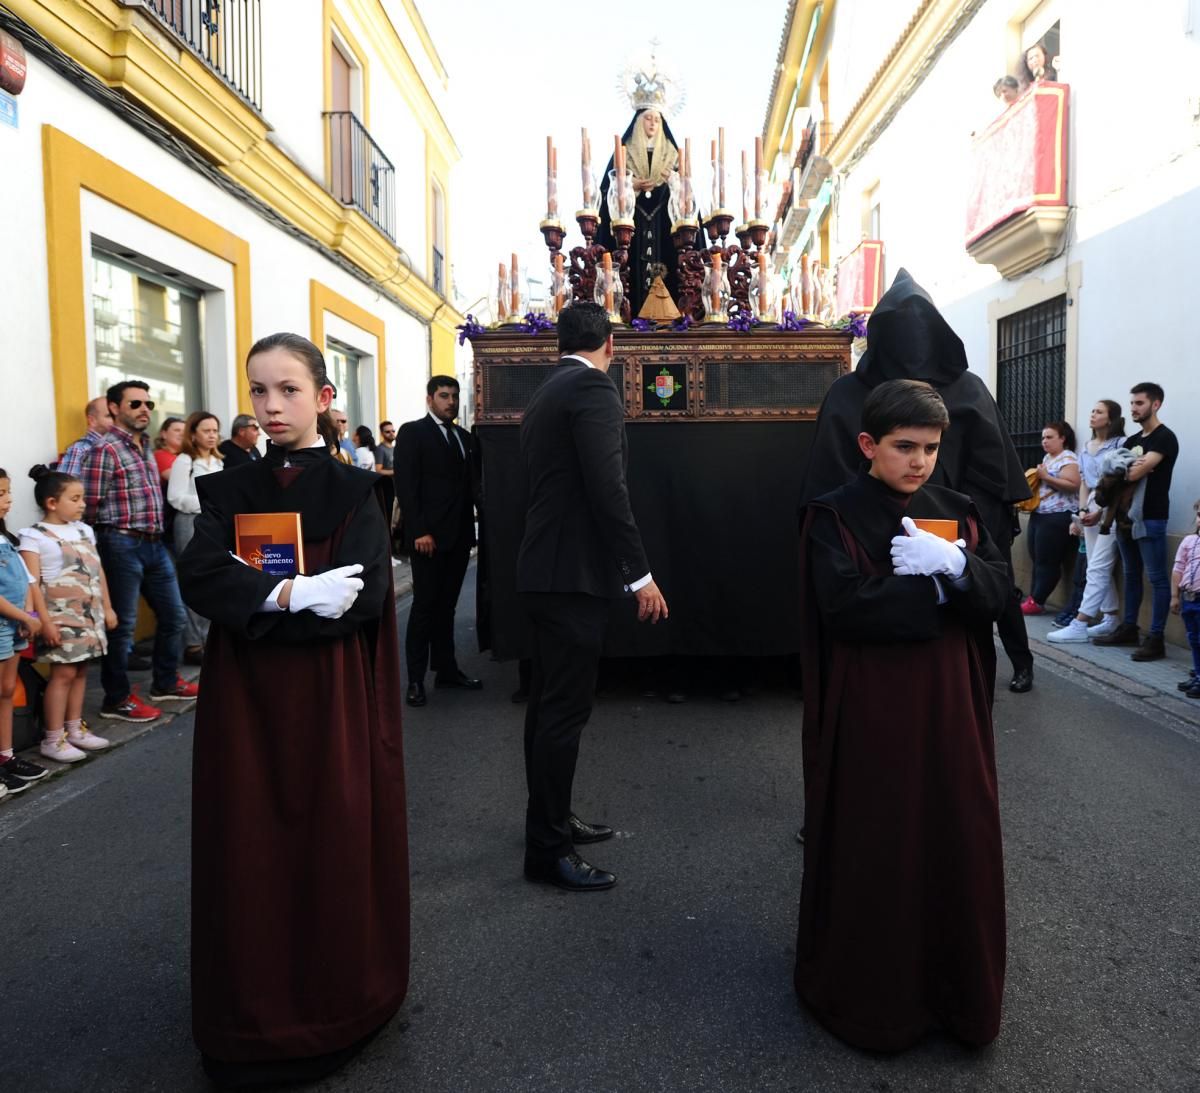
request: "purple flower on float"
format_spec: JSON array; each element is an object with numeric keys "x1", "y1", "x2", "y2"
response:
[
  {"x1": 847, "y1": 313, "x2": 869, "y2": 338},
  {"x1": 671, "y1": 314, "x2": 695, "y2": 331},
  {"x1": 519, "y1": 312, "x2": 556, "y2": 334},
  {"x1": 456, "y1": 314, "x2": 486, "y2": 345},
  {"x1": 631, "y1": 318, "x2": 656, "y2": 332},
  {"x1": 778, "y1": 309, "x2": 812, "y2": 332},
  {"x1": 727, "y1": 310, "x2": 759, "y2": 333}
]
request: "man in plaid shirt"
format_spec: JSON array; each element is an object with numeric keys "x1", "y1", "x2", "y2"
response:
[
  {"x1": 83, "y1": 380, "x2": 198, "y2": 721},
  {"x1": 57, "y1": 396, "x2": 113, "y2": 477}
]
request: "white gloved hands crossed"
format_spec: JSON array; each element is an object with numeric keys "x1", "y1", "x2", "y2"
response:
[
  {"x1": 288, "y1": 564, "x2": 365, "y2": 618},
  {"x1": 890, "y1": 517, "x2": 967, "y2": 579}
]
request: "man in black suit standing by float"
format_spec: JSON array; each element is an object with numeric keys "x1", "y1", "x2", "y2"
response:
[
  {"x1": 518, "y1": 303, "x2": 669, "y2": 892},
  {"x1": 397, "y1": 375, "x2": 481, "y2": 707}
]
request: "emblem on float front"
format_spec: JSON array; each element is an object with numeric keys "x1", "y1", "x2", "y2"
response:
[{"x1": 648, "y1": 367, "x2": 676, "y2": 408}]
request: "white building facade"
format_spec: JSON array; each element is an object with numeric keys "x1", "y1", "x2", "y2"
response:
[
  {"x1": 0, "y1": 0, "x2": 467, "y2": 531},
  {"x1": 765, "y1": 0, "x2": 1200, "y2": 617}
]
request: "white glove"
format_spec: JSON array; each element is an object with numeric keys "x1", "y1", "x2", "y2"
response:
[
  {"x1": 890, "y1": 516, "x2": 967, "y2": 579},
  {"x1": 288, "y1": 564, "x2": 365, "y2": 619}
]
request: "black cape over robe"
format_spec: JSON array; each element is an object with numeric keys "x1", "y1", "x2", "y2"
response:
[
  {"x1": 177, "y1": 447, "x2": 409, "y2": 1067},
  {"x1": 799, "y1": 269, "x2": 1031, "y2": 540},
  {"x1": 795, "y1": 471, "x2": 1009, "y2": 1051}
]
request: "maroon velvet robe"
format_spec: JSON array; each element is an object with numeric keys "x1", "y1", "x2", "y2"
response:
[
  {"x1": 179, "y1": 451, "x2": 408, "y2": 1063},
  {"x1": 795, "y1": 471, "x2": 1008, "y2": 1051}
]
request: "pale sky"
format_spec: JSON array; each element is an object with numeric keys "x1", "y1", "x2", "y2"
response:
[{"x1": 421, "y1": 0, "x2": 792, "y2": 316}]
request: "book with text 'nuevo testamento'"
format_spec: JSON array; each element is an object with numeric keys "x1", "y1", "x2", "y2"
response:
[{"x1": 235, "y1": 513, "x2": 305, "y2": 577}]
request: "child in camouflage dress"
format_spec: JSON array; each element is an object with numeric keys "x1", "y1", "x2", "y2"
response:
[{"x1": 19, "y1": 467, "x2": 117, "y2": 763}]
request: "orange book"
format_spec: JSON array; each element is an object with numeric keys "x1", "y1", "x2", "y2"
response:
[
  {"x1": 912, "y1": 518, "x2": 960, "y2": 542},
  {"x1": 234, "y1": 512, "x2": 305, "y2": 577}
]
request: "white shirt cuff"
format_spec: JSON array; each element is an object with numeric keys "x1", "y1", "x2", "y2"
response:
[
  {"x1": 627, "y1": 573, "x2": 653, "y2": 592},
  {"x1": 257, "y1": 580, "x2": 289, "y2": 613}
]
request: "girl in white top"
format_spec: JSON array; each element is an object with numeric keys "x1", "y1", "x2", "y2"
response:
[
  {"x1": 168, "y1": 412, "x2": 223, "y2": 662},
  {"x1": 1022, "y1": 420, "x2": 1080, "y2": 614},
  {"x1": 19, "y1": 466, "x2": 117, "y2": 763},
  {"x1": 352, "y1": 425, "x2": 380, "y2": 472}
]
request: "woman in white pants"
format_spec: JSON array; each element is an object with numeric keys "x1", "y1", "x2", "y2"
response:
[{"x1": 1048, "y1": 399, "x2": 1125, "y2": 642}]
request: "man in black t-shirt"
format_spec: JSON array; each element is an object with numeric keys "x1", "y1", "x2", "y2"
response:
[{"x1": 1094, "y1": 382, "x2": 1179, "y2": 660}]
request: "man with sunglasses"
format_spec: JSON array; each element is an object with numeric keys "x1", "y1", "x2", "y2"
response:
[
  {"x1": 81, "y1": 380, "x2": 197, "y2": 722},
  {"x1": 217, "y1": 413, "x2": 263, "y2": 468}
]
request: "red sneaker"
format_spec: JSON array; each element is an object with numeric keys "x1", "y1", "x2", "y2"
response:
[
  {"x1": 149, "y1": 676, "x2": 200, "y2": 702},
  {"x1": 1020, "y1": 597, "x2": 1044, "y2": 616},
  {"x1": 99, "y1": 691, "x2": 163, "y2": 722}
]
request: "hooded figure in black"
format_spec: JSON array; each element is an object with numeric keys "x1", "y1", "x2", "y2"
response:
[
  {"x1": 800, "y1": 268, "x2": 1035, "y2": 695},
  {"x1": 596, "y1": 108, "x2": 680, "y2": 317}
]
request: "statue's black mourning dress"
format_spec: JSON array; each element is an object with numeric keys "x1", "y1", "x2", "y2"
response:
[
  {"x1": 177, "y1": 446, "x2": 408, "y2": 1087},
  {"x1": 597, "y1": 109, "x2": 680, "y2": 317},
  {"x1": 796, "y1": 471, "x2": 1010, "y2": 1051}
]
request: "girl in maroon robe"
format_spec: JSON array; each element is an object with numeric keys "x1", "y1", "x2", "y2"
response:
[
  {"x1": 177, "y1": 333, "x2": 408, "y2": 1087},
  {"x1": 795, "y1": 379, "x2": 1009, "y2": 1051}
]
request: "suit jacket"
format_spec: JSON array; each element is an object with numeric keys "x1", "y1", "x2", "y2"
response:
[
  {"x1": 217, "y1": 439, "x2": 261, "y2": 468},
  {"x1": 395, "y1": 414, "x2": 476, "y2": 554},
  {"x1": 517, "y1": 359, "x2": 649, "y2": 598}
]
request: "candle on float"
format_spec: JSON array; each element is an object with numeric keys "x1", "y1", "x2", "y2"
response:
[
  {"x1": 546, "y1": 137, "x2": 558, "y2": 217},
  {"x1": 757, "y1": 251, "x2": 768, "y2": 315},
  {"x1": 602, "y1": 250, "x2": 614, "y2": 314},
  {"x1": 613, "y1": 135, "x2": 625, "y2": 214},
  {"x1": 511, "y1": 252, "x2": 520, "y2": 315},
  {"x1": 711, "y1": 251, "x2": 723, "y2": 313},
  {"x1": 718, "y1": 127, "x2": 726, "y2": 208},
  {"x1": 554, "y1": 252, "x2": 564, "y2": 314},
  {"x1": 581, "y1": 127, "x2": 592, "y2": 207},
  {"x1": 683, "y1": 136, "x2": 693, "y2": 216},
  {"x1": 800, "y1": 252, "x2": 812, "y2": 315},
  {"x1": 710, "y1": 139, "x2": 718, "y2": 209},
  {"x1": 754, "y1": 135, "x2": 764, "y2": 218},
  {"x1": 498, "y1": 262, "x2": 508, "y2": 319},
  {"x1": 741, "y1": 149, "x2": 749, "y2": 224}
]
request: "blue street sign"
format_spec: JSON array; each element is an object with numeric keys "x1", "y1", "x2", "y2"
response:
[{"x1": 0, "y1": 91, "x2": 16, "y2": 129}]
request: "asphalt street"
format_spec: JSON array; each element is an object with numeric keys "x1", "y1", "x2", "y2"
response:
[{"x1": 1, "y1": 565, "x2": 1198, "y2": 1092}]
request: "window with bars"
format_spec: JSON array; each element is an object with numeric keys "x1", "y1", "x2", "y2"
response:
[{"x1": 996, "y1": 295, "x2": 1067, "y2": 470}]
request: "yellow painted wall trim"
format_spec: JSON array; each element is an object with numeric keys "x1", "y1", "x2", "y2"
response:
[
  {"x1": 25, "y1": 1, "x2": 461, "y2": 328},
  {"x1": 392, "y1": 0, "x2": 449, "y2": 88},
  {"x1": 309, "y1": 279, "x2": 388, "y2": 420},
  {"x1": 762, "y1": 0, "x2": 828, "y2": 161},
  {"x1": 42, "y1": 124, "x2": 253, "y2": 450},
  {"x1": 824, "y1": 0, "x2": 964, "y2": 170}
]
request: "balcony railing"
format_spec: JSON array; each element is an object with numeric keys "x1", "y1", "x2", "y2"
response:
[
  {"x1": 325, "y1": 111, "x2": 397, "y2": 242},
  {"x1": 143, "y1": 0, "x2": 262, "y2": 111}
]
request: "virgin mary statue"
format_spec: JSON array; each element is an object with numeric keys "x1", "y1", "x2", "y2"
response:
[{"x1": 597, "y1": 55, "x2": 684, "y2": 316}]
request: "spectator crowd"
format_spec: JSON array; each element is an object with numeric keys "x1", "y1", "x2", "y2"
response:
[{"x1": 0, "y1": 377, "x2": 397, "y2": 801}]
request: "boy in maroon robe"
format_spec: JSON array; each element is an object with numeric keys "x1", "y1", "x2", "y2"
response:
[{"x1": 795, "y1": 379, "x2": 1009, "y2": 1051}]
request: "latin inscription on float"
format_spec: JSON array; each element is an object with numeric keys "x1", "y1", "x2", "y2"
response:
[{"x1": 471, "y1": 329, "x2": 852, "y2": 423}]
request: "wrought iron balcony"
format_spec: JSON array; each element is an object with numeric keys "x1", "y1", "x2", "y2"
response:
[
  {"x1": 324, "y1": 111, "x2": 397, "y2": 242},
  {"x1": 143, "y1": 0, "x2": 262, "y2": 111}
]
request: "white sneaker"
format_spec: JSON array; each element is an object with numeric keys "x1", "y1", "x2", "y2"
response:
[
  {"x1": 1087, "y1": 615, "x2": 1120, "y2": 638},
  {"x1": 0, "y1": 782, "x2": 7, "y2": 800},
  {"x1": 1048, "y1": 619, "x2": 1090, "y2": 643},
  {"x1": 66, "y1": 722, "x2": 111, "y2": 751},
  {"x1": 39, "y1": 735, "x2": 89, "y2": 764}
]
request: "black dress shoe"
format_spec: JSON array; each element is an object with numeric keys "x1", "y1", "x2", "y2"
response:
[
  {"x1": 568, "y1": 814, "x2": 614, "y2": 844},
  {"x1": 434, "y1": 670, "x2": 482, "y2": 690},
  {"x1": 524, "y1": 851, "x2": 616, "y2": 891},
  {"x1": 406, "y1": 682, "x2": 426, "y2": 707},
  {"x1": 1009, "y1": 668, "x2": 1033, "y2": 693},
  {"x1": 127, "y1": 654, "x2": 151, "y2": 672}
]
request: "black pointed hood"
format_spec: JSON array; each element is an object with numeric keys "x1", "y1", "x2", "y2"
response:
[{"x1": 855, "y1": 269, "x2": 968, "y2": 389}]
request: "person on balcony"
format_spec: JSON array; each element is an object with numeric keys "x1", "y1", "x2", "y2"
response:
[
  {"x1": 992, "y1": 75, "x2": 1021, "y2": 105},
  {"x1": 1022, "y1": 42, "x2": 1057, "y2": 84}
]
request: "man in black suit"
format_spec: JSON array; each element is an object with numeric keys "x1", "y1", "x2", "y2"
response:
[
  {"x1": 518, "y1": 303, "x2": 669, "y2": 892},
  {"x1": 396, "y1": 375, "x2": 481, "y2": 707},
  {"x1": 217, "y1": 414, "x2": 262, "y2": 468}
]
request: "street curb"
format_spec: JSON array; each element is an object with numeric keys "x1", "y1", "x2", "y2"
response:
[{"x1": 1030, "y1": 637, "x2": 1200, "y2": 729}]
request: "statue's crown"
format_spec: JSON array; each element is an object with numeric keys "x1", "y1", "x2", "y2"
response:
[{"x1": 619, "y1": 43, "x2": 686, "y2": 117}]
